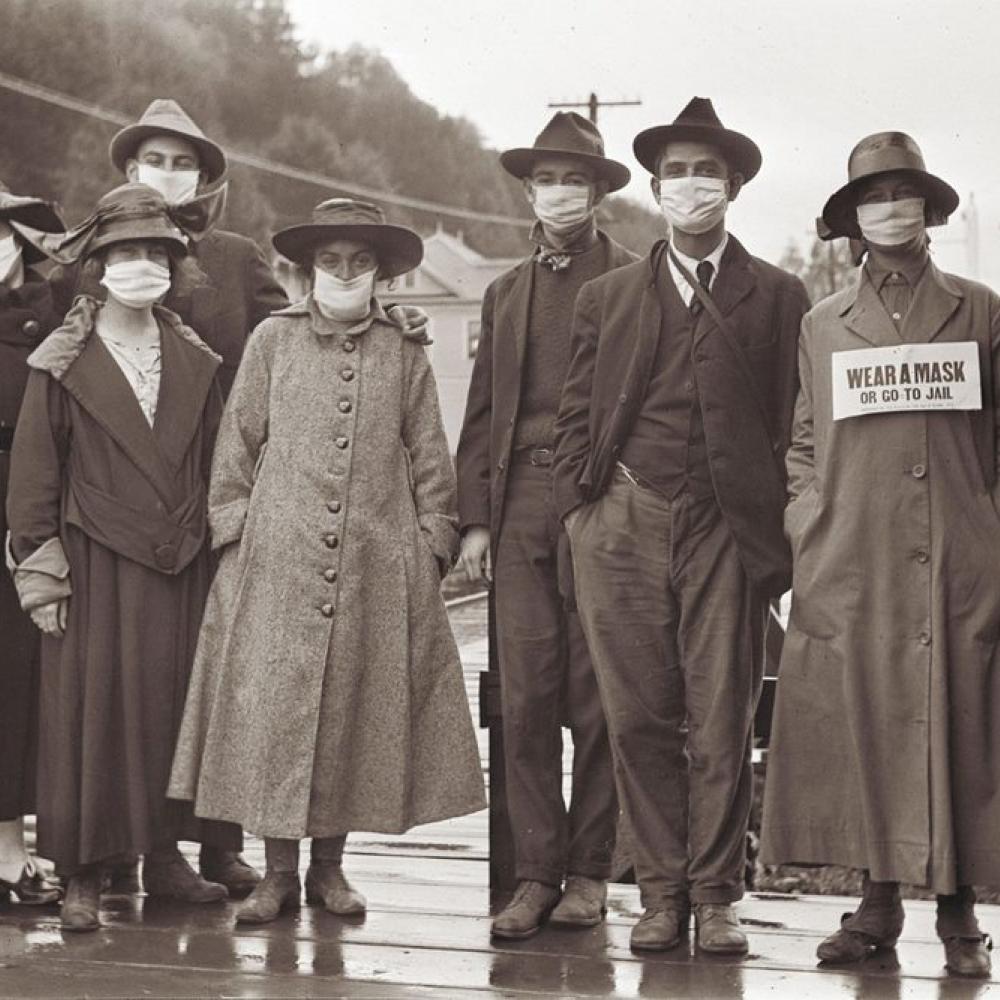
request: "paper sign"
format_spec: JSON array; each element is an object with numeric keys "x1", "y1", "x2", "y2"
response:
[{"x1": 831, "y1": 342, "x2": 981, "y2": 421}]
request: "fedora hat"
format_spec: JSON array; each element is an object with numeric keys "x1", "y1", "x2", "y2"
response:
[
  {"x1": 272, "y1": 198, "x2": 423, "y2": 278},
  {"x1": 0, "y1": 181, "x2": 64, "y2": 264},
  {"x1": 500, "y1": 112, "x2": 631, "y2": 192},
  {"x1": 821, "y1": 131, "x2": 959, "y2": 240},
  {"x1": 633, "y1": 97, "x2": 762, "y2": 182},
  {"x1": 110, "y1": 99, "x2": 227, "y2": 183}
]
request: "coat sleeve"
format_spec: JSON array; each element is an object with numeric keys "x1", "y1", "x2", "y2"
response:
[
  {"x1": 774, "y1": 276, "x2": 812, "y2": 474},
  {"x1": 402, "y1": 342, "x2": 459, "y2": 572},
  {"x1": 5, "y1": 369, "x2": 73, "y2": 609},
  {"x1": 243, "y1": 239, "x2": 290, "y2": 331},
  {"x1": 784, "y1": 311, "x2": 818, "y2": 541},
  {"x1": 455, "y1": 281, "x2": 496, "y2": 532},
  {"x1": 207, "y1": 325, "x2": 271, "y2": 550},
  {"x1": 553, "y1": 278, "x2": 600, "y2": 521}
]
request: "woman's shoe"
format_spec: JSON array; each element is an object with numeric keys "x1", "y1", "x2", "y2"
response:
[
  {"x1": 304, "y1": 864, "x2": 366, "y2": 915},
  {"x1": 0, "y1": 860, "x2": 63, "y2": 906},
  {"x1": 60, "y1": 868, "x2": 103, "y2": 932},
  {"x1": 235, "y1": 872, "x2": 301, "y2": 924}
]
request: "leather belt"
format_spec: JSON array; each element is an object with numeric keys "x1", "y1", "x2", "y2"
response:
[{"x1": 511, "y1": 446, "x2": 554, "y2": 467}]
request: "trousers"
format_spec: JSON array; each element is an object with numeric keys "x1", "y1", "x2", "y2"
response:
[
  {"x1": 493, "y1": 464, "x2": 617, "y2": 885},
  {"x1": 570, "y1": 469, "x2": 765, "y2": 904}
]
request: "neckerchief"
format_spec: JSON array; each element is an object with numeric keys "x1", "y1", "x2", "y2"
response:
[{"x1": 531, "y1": 219, "x2": 597, "y2": 272}]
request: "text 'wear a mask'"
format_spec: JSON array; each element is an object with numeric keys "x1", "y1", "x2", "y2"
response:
[
  {"x1": 856, "y1": 197, "x2": 926, "y2": 248},
  {"x1": 531, "y1": 184, "x2": 593, "y2": 235},
  {"x1": 101, "y1": 259, "x2": 172, "y2": 309},
  {"x1": 314, "y1": 267, "x2": 375, "y2": 321},
  {"x1": 0, "y1": 234, "x2": 24, "y2": 287},
  {"x1": 658, "y1": 176, "x2": 729, "y2": 235},
  {"x1": 136, "y1": 164, "x2": 200, "y2": 206}
]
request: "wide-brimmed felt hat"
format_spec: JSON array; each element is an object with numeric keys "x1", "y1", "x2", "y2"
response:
[
  {"x1": 273, "y1": 198, "x2": 424, "y2": 278},
  {"x1": 110, "y1": 99, "x2": 227, "y2": 183},
  {"x1": 821, "y1": 131, "x2": 959, "y2": 240},
  {"x1": 0, "y1": 180, "x2": 64, "y2": 264},
  {"x1": 633, "y1": 97, "x2": 762, "y2": 182},
  {"x1": 500, "y1": 112, "x2": 631, "y2": 192}
]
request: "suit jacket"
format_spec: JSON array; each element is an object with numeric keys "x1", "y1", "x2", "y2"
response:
[
  {"x1": 553, "y1": 236, "x2": 810, "y2": 597},
  {"x1": 456, "y1": 231, "x2": 637, "y2": 538}
]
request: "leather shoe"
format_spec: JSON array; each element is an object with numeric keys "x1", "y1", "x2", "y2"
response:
[
  {"x1": 236, "y1": 872, "x2": 301, "y2": 924},
  {"x1": 630, "y1": 901, "x2": 690, "y2": 951},
  {"x1": 0, "y1": 861, "x2": 62, "y2": 906},
  {"x1": 60, "y1": 867, "x2": 103, "y2": 932},
  {"x1": 549, "y1": 875, "x2": 607, "y2": 928},
  {"x1": 143, "y1": 850, "x2": 227, "y2": 903},
  {"x1": 943, "y1": 935, "x2": 992, "y2": 978},
  {"x1": 199, "y1": 850, "x2": 261, "y2": 899},
  {"x1": 103, "y1": 858, "x2": 141, "y2": 895},
  {"x1": 490, "y1": 880, "x2": 560, "y2": 940},
  {"x1": 305, "y1": 864, "x2": 366, "y2": 915},
  {"x1": 817, "y1": 909, "x2": 902, "y2": 964},
  {"x1": 695, "y1": 903, "x2": 748, "y2": 954}
]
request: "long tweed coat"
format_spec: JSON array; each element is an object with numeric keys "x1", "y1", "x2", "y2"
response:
[
  {"x1": 169, "y1": 296, "x2": 486, "y2": 839},
  {"x1": 761, "y1": 262, "x2": 1000, "y2": 893}
]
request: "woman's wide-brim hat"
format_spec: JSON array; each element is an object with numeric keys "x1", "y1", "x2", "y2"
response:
[
  {"x1": 633, "y1": 97, "x2": 762, "y2": 182},
  {"x1": 82, "y1": 183, "x2": 189, "y2": 259},
  {"x1": 500, "y1": 111, "x2": 631, "y2": 193},
  {"x1": 821, "y1": 131, "x2": 959, "y2": 240},
  {"x1": 273, "y1": 198, "x2": 424, "y2": 278},
  {"x1": 0, "y1": 181, "x2": 64, "y2": 264},
  {"x1": 110, "y1": 99, "x2": 227, "y2": 183}
]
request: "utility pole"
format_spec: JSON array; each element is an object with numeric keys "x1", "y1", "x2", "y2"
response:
[{"x1": 548, "y1": 91, "x2": 641, "y2": 126}]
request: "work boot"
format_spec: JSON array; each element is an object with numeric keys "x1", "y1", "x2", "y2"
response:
[
  {"x1": 235, "y1": 871, "x2": 301, "y2": 924},
  {"x1": 143, "y1": 847, "x2": 227, "y2": 903},
  {"x1": 199, "y1": 847, "x2": 261, "y2": 899},
  {"x1": 937, "y1": 887, "x2": 992, "y2": 978},
  {"x1": 60, "y1": 866, "x2": 103, "y2": 932},
  {"x1": 305, "y1": 865, "x2": 366, "y2": 915},
  {"x1": 103, "y1": 857, "x2": 141, "y2": 895},
  {"x1": 549, "y1": 875, "x2": 607, "y2": 928},
  {"x1": 694, "y1": 903, "x2": 748, "y2": 954},
  {"x1": 630, "y1": 899, "x2": 690, "y2": 952},
  {"x1": 490, "y1": 880, "x2": 560, "y2": 940},
  {"x1": 817, "y1": 879, "x2": 904, "y2": 964}
]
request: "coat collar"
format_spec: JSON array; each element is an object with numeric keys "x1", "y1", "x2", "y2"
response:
[
  {"x1": 28, "y1": 296, "x2": 220, "y2": 506},
  {"x1": 651, "y1": 234, "x2": 758, "y2": 319},
  {"x1": 838, "y1": 259, "x2": 963, "y2": 347},
  {"x1": 273, "y1": 293, "x2": 400, "y2": 339}
]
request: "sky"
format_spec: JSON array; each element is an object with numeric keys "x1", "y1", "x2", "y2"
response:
[{"x1": 287, "y1": 0, "x2": 1000, "y2": 285}]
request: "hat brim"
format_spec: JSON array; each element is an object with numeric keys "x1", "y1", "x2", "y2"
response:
[
  {"x1": 821, "y1": 168, "x2": 960, "y2": 240},
  {"x1": 632, "y1": 124, "x2": 762, "y2": 182},
  {"x1": 500, "y1": 147, "x2": 631, "y2": 192},
  {"x1": 110, "y1": 124, "x2": 227, "y2": 183},
  {"x1": 87, "y1": 224, "x2": 189, "y2": 259},
  {"x1": 272, "y1": 223, "x2": 424, "y2": 279}
]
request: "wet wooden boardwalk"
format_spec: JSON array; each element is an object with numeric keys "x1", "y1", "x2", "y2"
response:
[{"x1": 1, "y1": 599, "x2": 998, "y2": 998}]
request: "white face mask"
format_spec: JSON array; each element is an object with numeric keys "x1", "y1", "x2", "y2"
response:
[
  {"x1": 0, "y1": 233, "x2": 23, "y2": 286},
  {"x1": 313, "y1": 267, "x2": 375, "y2": 321},
  {"x1": 856, "y1": 197, "x2": 926, "y2": 248},
  {"x1": 657, "y1": 176, "x2": 729, "y2": 235},
  {"x1": 530, "y1": 183, "x2": 594, "y2": 235},
  {"x1": 135, "y1": 164, "x2": 200, "y2": 206},
  {"x1": 101, "y1": 259, "x2": 172, "y2": 309}
]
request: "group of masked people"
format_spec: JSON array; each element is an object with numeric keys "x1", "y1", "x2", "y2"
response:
[
  {"x1": 1, "y1": 92, "x2": 997, "y2": 982},
  {"x1": 0, "y1": 99, "x2": 485, "y2": 933},
  {"x1": 457, "y1": 99, "x2": 1000, "y2": 980}
]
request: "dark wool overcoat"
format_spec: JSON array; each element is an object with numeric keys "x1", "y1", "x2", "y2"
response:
[
  {"x1": 552, "y1": 237, "x2": 810, "y2": 597},
  {"x1": 169, "y1": 297, "x2": 486, "y2": 839},
  {"x1": 5, "y1": 297, "x2": 235, "y2": 874},
  {"x1": 762, "y1": 263, "x2": 1000, "y2": 893}
]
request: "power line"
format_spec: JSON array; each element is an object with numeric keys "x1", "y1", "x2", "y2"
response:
[
  {"x1": 548, "y1": 92, "x2": 641, "y2": 126},
  {"x1": 0, "y1": 70, "x2": 532, "y2": 230}
]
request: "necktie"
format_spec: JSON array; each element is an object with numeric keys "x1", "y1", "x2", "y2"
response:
[{"x1": 690, "y1": 260, "x2": 714, "y2": 316}]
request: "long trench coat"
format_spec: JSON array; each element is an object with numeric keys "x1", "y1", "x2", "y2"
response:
[
  {"x1": 169, "y1": 296, "x2": 486, "y2": 839},
  {"x1": 761, "y1": 261, "x2": 1000, "y2": 893},
  {"x1": 6, "y1": 297, "x2": 237, "y2": 874}
]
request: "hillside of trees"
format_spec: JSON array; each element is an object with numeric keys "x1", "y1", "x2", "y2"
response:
[{"x1": 0, "y1": 0, "x2": 664, "y2": 258}]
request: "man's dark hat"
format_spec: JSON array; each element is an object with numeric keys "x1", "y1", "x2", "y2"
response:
[
  {"x1": 273, "y1": 198, "x2": 424, "y2": 278},
  {"x1": 0, "y1": 180, "x2": 64, "y2": 265},
  {"x1": 633, "y1": 97, "x2": 762, "y2": 182},
  {"x1": 110, "y1": 99, "x2": 227, "y2": 183},
  {"x1": 500, "y1": 112, "x2": 631, "y2": 192},
  {"x1": 821, "y1": 131, "x2": 959, "y2": 240}
]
